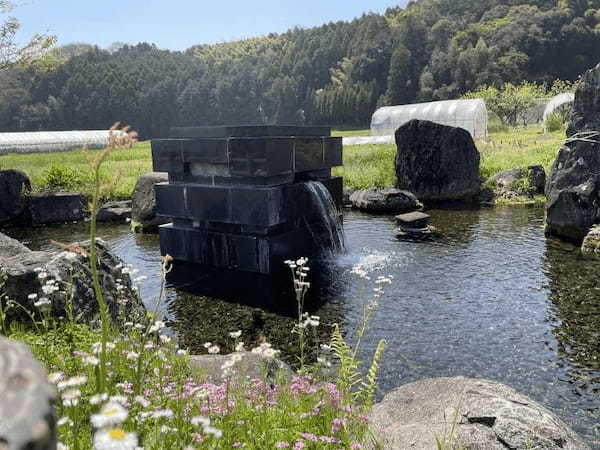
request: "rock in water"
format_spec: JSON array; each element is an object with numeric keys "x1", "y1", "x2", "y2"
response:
[
  {"x1": 546, "y1": 63, "x2": 600, "y2": 241},
  {"x1": 0, "y1": 170, "x2": 31, "y2": 226},
  {"x1": 368, "y1": 377, "x2": 590, "y2": 450},
  {"x1": 0, "y1": 336, "x2": 56, "y2": 450},
  {"x1": 349, "y1": 188, "x2": 420, "y2": 214},
  {"x1": 0, "y1": 232, "x2": 145, "y2": 324},
  {"x1": 581, "y1": 225, "x2": 600, "y2": 260},
  {"x1": 131, "y1": 172, "x2": 169, "y2": 233},
  {"x1": 29, "y1": 192, "x2": 86, "y2": 224},
  {"x1": 395, "y1": 120, "x2": 480, "y2": 203},
  {"x1": 97, "y1": 200, "x2": 132, "y2": 223}
]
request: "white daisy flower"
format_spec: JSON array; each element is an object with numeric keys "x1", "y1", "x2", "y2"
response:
[
  {"x1": 91, "y1": 402, "x2": 129, "y2": 428},
  {"x1": 93, "y1": 428, "x2": 137, "y2": 450},
  {"x1": 229, "y1": 330, "x2": 242, "y2": 339}
]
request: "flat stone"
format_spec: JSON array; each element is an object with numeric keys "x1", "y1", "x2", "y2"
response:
[
  {"x1": 97, "y1": 200, "x2": 131, "y2": 223},
  {"x1": 350, "y1": 188, "x2": 420, "y2": 214},
  {"x1": 581, "y1": 225, "x2": 600, "y2": 260},
  {"x1": 395, "y1": 211, "x2": 430, "y2": 228},
  {"x1": 29, "y1": 192, "x2": 85, "y2": 224},
  {"x1": 0, "y1": 336, "x2": 56, "y2": 450}
]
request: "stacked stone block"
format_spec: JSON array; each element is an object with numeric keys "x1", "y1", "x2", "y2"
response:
[{"x1": 151, "y1": 126, "x2": 343, "y2": 274}]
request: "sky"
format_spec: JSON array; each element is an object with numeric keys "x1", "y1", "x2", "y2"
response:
[{"x1": 12, "y1": 0, "x2": 408, "y2": 51}]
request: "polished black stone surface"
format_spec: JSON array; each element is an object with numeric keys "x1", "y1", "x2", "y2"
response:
[{"x1": 169, "y1": 125, "x2": 331, "y2": 138}]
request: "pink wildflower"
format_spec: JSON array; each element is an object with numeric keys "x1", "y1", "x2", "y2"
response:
[
  {"x1": 275, "y1": 443, "x2": 290, "y2": 448},
  {"x1": 301, "y1": 433, "x2": 318, "y2": 442}
]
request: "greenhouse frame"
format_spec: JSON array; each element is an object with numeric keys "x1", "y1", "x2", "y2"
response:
[
  {"x1": 371, "y1": 98, "x2": 488, "y2": 140},
  {"x1": 0, "y1": 130, "x2": 120, "y2": 156}
]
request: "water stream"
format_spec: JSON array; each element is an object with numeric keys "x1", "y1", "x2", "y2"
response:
[{"x1": 6, "y1": 206, "x2": 600, "y2": 447}]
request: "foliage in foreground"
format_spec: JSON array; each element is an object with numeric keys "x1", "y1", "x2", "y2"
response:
[{"x1": 0, "y1": 126, "x2": 388, "y2": 449}]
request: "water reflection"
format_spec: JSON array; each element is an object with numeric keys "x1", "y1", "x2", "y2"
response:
[{"x1": 5, "y1": 207, "x2": 600, "y2": 446}]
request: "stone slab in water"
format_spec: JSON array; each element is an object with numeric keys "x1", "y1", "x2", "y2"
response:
[
  {"x1": 156, "y1": 178, "x2": 344, "y2": 231},
  {"x1": 160, "y1": 222, "x2": 327, "y2": 274},
  {"x1": 396, "y1": 211, "x2": 430, "y2": 228},
  {"x1": 152, "y1": 136, "x2": 342, "y2": 181},
  {"x1": 0, "y1": 336, "x2": 57, "y2": 450},
  {"x1": 169, "y1": 125, "x2": 331, "y2": 138},
  {"x1": 29, "y1": 192, "x2": 85, "y2": 224}
]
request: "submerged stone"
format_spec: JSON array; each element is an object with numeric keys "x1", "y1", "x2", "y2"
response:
[
  {"x1": 29, "y1": 192, "x2": 85, "y2": 224},
  {"x1": 350, "y1": 188, "x2": 420, "y2": 214}
]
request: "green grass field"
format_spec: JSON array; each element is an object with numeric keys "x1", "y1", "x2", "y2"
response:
[{"x1": 0, "y1": 124, "x2": 566, "y2": 200}]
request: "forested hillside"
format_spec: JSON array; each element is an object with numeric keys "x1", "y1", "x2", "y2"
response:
[{"x1": 1, "y1": 0, "x2": 600, "y2": 138}]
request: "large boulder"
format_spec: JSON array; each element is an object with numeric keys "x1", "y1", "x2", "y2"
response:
[
  {"x1": 546, "y1": 63, "x2": 600, "y2": 241},
  {"x1": 0, "y1": 232, "x2": 145, "y2": 324},
  {"x1": 368, "y1": 377, "x2": 590, "y2": 450},
  {"x1": 0, "y1": 170, "x2": 31, "y2": 226},
  {"x1": 350, "y1": 188, "x2": 420, "y2": 214},
  {"x1": 0, "y1": 336, "x2": 56, "y2": 450},
  {"x1": 131, "y1": 172, "x2": 169, "y2": 233},
  {"x1": 395, "y1": 120, "x2": 480, "y2": 203}
]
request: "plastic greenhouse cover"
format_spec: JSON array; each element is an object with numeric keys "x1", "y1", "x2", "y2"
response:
[
  {"x1": 542, "y1": 93, "x2": 575, "y2": 122},
  {"x1": 0, "y1": 130, "x2": 120, "y2": 155},
  {"x1": 371, "y1": 98, "x2": 488, "y2": 139}
]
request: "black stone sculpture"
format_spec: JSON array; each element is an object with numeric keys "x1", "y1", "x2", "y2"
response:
[{"x1": 151, "y1": 126, "x2": 344, "y2": 275}]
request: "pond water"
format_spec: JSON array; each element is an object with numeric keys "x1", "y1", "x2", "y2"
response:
[{"x1": 7, "y1": 206, "x2": 600, "y2": 447}]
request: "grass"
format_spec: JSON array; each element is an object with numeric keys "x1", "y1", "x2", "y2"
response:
[
  {"x1": 0, "y1": 141, "x2": 153, "y2": 200},
  {"x1": 334, "y1": 124, "x2": 565, "y2": 193},
  {"x1": 0, "y1": 125, "x2": 566, "y2": 200}
]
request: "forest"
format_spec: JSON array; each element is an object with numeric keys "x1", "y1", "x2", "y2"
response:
[{"x1": 1, "y1": 0, "x2": 600, "y2": 139}]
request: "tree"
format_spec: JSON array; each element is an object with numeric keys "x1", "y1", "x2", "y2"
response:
[
  {"x1": 384, "y1": 46, "x2": 413, "y2": 105},
  {"x1": 0, "y1": 1, "x2": 55, "y2": 71},
  {"x1": 464, "y1": 82, "x2": 547, "y2": 126}
]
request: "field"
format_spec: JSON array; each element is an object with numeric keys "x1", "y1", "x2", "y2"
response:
[{"x1": 0, "y1": 124, "x2": 566, "y2": 199}]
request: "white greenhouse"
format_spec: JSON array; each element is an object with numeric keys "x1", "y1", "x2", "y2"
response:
[
  {"x1": 542, "y1": 93, "x2": 575, "y2": 123},
  {"x1": 371, "y1": 98, "x2": 488, "y2": 140},
  {"x1": 0, "y1": 130, "x2": 120, "y2": 156}
]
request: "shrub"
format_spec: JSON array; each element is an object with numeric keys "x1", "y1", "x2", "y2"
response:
[{"x1": 42, "y1": 164, "x2": 84, "y2": 191}]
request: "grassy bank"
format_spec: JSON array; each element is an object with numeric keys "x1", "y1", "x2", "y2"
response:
[
  {"x1": 0, "y1": 141, "x2": 153, "y2": 200},
  {"x1": 0, "y1": 125, "x2": 565, "y2": 200},
  {"x1": 334, "y1": 124, "x2": 565, "y2": 192}
]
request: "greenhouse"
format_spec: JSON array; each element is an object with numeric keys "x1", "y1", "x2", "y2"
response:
[
  {"x1": 371, "y1": 98, "x2": 488, "y2": 140},
  {"x1": 542, "y1": 93, "x2": 575, "y2": 124},
  {"x1": 0, "y1": 130, "x2": 118, "y2": 156}
]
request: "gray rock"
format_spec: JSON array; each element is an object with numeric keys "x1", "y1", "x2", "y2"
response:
[
  {"x1": 97, "y1": 200, "x2": 132, "y2": 223},
  {"x1": 0, "y1": 232, "x2": 145, "y2": 324},
  {"x1": 487, "y1": 166, "x2": 546, "y2": 198},
  {"x1": 0, "y1": 336, "x2": 56, "y2": 450},
  {"x1": 350, "y1": 188, "x2": 420, "y2": 214},
  {"x1": 343, "y1": 188, "x2": 355, "y2": 207},
  {"x1": 546, "y1": 63, "x2": 600, "y2": 241},
  {"x1": 368, "y1": 377, "x2": 589, "y2": 450},
  {"x1": 131, "y1": 172, "x2": 169, "y2": 233},
  {"x1": 188, "y1": 352, "x2": 294, "y2": 387},
  {"x1": 395, "y1": 120, "x2": 480, "y2": 203},
  {"x1": 581, "y1": 225, "x2": 600, "y2": 260},
  {"x1": 0, "y1": 170, "x2": 31, "y2": 226},
  {"x1": 29, "y1": 192, "x2": 86, "y2": 224}
]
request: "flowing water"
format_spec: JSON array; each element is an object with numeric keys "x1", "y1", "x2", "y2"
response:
[{"x1": 7, "y1": 206, "x2": 600, "y2": 447}]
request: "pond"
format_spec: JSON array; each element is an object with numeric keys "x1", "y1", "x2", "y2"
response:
[{"x1": 7, "y1": 206, "x2": 600, "y2": 447}]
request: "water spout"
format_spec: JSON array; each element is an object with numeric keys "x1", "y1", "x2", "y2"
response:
[{"x1": 303, "y1": 180, "x2": 346, "y2": 254}]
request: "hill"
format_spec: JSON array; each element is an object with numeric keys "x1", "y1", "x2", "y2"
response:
[{"x1": 1, "y1": 0, "x2": 599, "y2": 137}]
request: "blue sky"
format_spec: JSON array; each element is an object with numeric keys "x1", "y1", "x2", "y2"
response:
[{"x1": 13, "y1": 0, "x2": 407, "y2": 51}]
